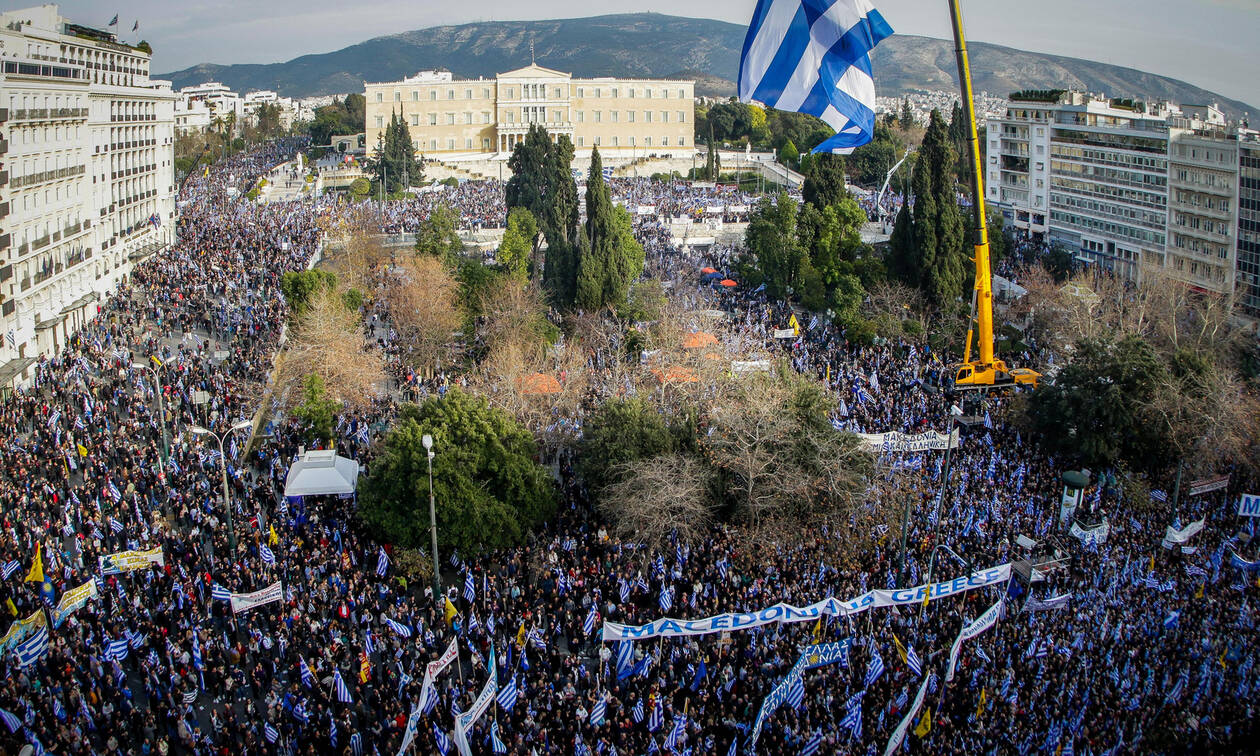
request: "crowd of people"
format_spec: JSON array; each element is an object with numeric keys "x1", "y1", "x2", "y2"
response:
[{"x1": 0, "y1": 141, "x2": 1255, "y2": 756}]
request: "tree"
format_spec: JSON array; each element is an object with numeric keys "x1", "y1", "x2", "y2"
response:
[
  {"x1": 745, "y1": 192, "x2": 807, "y2": 300},
  {"x1": 348, "y1": 177, "x2": 371, "y2": 200},
  {"x1": 293, "y1": 373, "x2": 339, "y2": 443},
  {"x1": 805, "y1": 196, "x2": 866, "y2": 286},
  {"x1": 280, "y1": 269, "x2": 337, "y2": 317},
  {"x1": 578, "y1": 398, "x2": 676, "y2": 490},
  {"x1": 801, "y1": 154, "x2": 847, "y2": 210},
  {"x1": 277, "y1": 286, "x2": 385, "y2": 409},
  {"x1": 597, "y1": 454, "x2": 715, "y2": 551},
  {"x1": 779, "y1": 138, "x2": 800, "y2": 168},
  {"x1": 383, "y1": 255, "x2": 463, "y2": 374},
  {"x1": 366, "y1": 110, "x2": 423, "y2": 194},
  {"x1": 358, "y1": 391, "x2": 557, "y2": 555},
  {"x1": 846, "y1": 121, "x2": 903, "y2": 187},
  {"x1": 889, "y1": 110, "x2": 967, "y2": 308},
  {"x1": 414, "y1": 203, "x2": 463, "y2": 260},
  {"x1": 497, "y1": 207, "x2": 537, "y2": 281},
  {"x1": 575, "y1": 148, "x2": 645, "y2": 311},
  {"x1": 1027, "y1": 336, "x2": 1168, "y2": 468},
  {"x1": 899, "y1": 98, "x2": 915, "y2": 129},
  {"x1": 506, "y1": 126, "x2": 579, "y2": 291}
]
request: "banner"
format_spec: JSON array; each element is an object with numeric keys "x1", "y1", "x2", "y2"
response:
[
  {"x1": 945, "y1": 600, "x2": 1003, "y2": 682},
  {"x1": 0, "y1": 611, "x2": 47, "y2": 655},
  {"x1": 1069, "y1": 520, "x2": 1109, "y2": 546},
  {"x1": 1189, "y1": 475, "x2": 1229, "y2": 496},
  {"x1": 749, "y1": 640, "x2": 850, "y2": 749},
  {"x1": 417, "y1": 640, "x2": 459, "y2": 718},
  {"x1": 453, "y1": 644, "x2": 497, "y2": 756},
  {"x1": 229, "y1": 582, "x2": 284, "y2": 615},
  {"x1": 1162, "y1": 518, "x2": 1206, "y2": 549},
  {"x1": 602, "y1": 565, "x2": 1011, "y2": 641},
  {"x1": 856, "y1": 429, "x2": 960, "y2": 454},
  {"x1": 52, "y1": 579, "x2": 99, "y2": 627},
  {"x1": 772, "y1": 329, "x2": 795, "y2": 339},
  {"x1": 98, "y1": 547, "x2": 165, "y2": 576},
  {"x1": 1238, "y1": 494, "x2": 1260, "y2": 518},
  {"x1": 396, "y1": 704, "x2": 423, "y2": 756},
  {"x1": 1230, "y1": 551, "x2": 1260, "y2": 573},
  {"x1": 1022, "y1": 593, "x2": 1072, "y2": 614},
  {"x1": 885, "y1": 670, "x2": 933, "y2": 756}
]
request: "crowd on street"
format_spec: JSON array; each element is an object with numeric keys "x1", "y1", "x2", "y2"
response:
[{"x1": 0, "y1": 141, "x2": 1255, "y2": 756}]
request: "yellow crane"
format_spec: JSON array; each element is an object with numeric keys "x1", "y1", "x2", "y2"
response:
[{"x1": 946, "y1": 0, "x2": 1040, "y2": 391}]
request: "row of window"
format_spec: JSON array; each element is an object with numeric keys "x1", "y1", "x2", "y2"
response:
[
  {"x1": 378, "y1": 86, "x2": 689, "y2": 103},
  {"x1": 1051, "y1": 209, "x2": 1167, "y2": 246},
  {"x1": 415, "y1": 134, "x2": 685, "y2": 151},
  {"x1": 1051, "y1": 192, "x2": 1167, "y2": 231},
  {"x1": 377, "y1": 109, "x2": 688, "y2": 128}
]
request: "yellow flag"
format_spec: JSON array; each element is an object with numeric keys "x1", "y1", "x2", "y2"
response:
[
  {"x1": 4, "y1": 598, "x2": 16, "y2": 617},
  {"x1": 1218, "y1": 650, "x2": 1227, "y2": 670},
  {"x1": 922, "y1": 583, "x2": 932, "y2": 608},
  {"x1": 1195, "y1": 583, "x2": 1205, "y2": 599},
  {"x1": 150, "y1": 355, "x2": 164, "y2": 367},
  {"x1": 976, "y1": 688, "x2": 988, "y2": 719},
  {"x1": 24, "y1": 543, "x2": 44, "y2": 584},
  {"x1": 77, "y1": 443, "x2": 89, "y2": 458},
  {"x1": 203, "y1": 166, "x2": 209, "y2": 177},
  {"x1": 269, "y1": 524, "x2": 279, "y2": 546},
  {"x1": 811, "y1": 618, "x2": 822, "y2": 643},
  {"x1": 913, "y1": 708, "x2": 931, "y2": 737},
  {"x1": 444, "y1": 596, "x2": 458, "y2": 626},
  {"x1": 789, "y1": 314, "x2": 800, "y2": 336},
  {"x1": 359, "y1": 652, "x2": 370, "y2": 683},
  {"x1": 893, "y1": 634, "x2": 908, "y2": 665},
  {"x1": 1148, "y1": 555, "x2": 1155, "y2": 573},
  {"x1": 516, "y1": 622, "x2": 527, "y2": 648}
]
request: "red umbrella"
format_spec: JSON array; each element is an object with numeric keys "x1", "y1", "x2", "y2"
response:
[
  {"x1": 700, "y1": 267, "x2": 718, "y2": 274},
  {"x1": 719, "y1": 279, "x2": 737, "y2": 288}
]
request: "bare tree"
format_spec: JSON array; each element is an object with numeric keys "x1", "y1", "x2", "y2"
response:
[
  {"x1": 276, "y1": 286, "x2": 386, "y2": 409},
  {"x1": 597, "y1": 454, "x2": 716, "y2": 550},
  {"x1": 382, "y1": 254, "x2": 463, "y2": 376}
]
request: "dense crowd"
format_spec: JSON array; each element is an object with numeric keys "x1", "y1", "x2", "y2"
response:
[{"x1": 0, "y1": 142, "x2": 1256, "y2": 756}]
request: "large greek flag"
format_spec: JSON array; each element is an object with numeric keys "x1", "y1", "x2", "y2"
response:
[{"x1": 739, "y1": 0, "x2": 893, "y2": 153}]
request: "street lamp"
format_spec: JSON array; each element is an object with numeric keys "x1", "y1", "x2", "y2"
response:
[
  {"x1": 899, "y1": 403, "x2": 964, "y2": 583},
  {"x1": 191, "y1": 419, "x2": 252, "y2": 556},
  {"x1": 422, "y1": 434, "x2": 441, "y2": 603},
  {"x1": 132, "y1": 361, "x2": 169, "y2": 464},
  {"x1": 920, "y1": 543, "x2": 970, "y2": 620}
]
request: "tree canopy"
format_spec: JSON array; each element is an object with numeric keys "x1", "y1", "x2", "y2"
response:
[{"x1": 366, "y1": 110, "x2": 423, "y2": 194}]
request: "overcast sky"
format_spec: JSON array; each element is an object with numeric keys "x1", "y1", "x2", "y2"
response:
[{"x1": 50, "y1": 0, "x2": 1260, "y2": 108}]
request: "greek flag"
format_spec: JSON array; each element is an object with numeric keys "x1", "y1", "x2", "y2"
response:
[
  {"x1": 259, "y1": 544, "x2": 276, "y2": 565},
  {"x1": 619, "y1": 579, "x2": 630, "y2": 603},
  {"x1": 264, "y1": 722, "x2": 279, "y2": 743},
  {"x1": 583, "y1": 605, "x2": 598, "y2": 635},
  {"x1": 633, "y1": 699, "x2": 645, "y2": 723},
  {"x1": 300, "y1": 659, "x2": 315, "y2": 688},
  {"x1": 496, "y1": 674, "x2": 519, "y2": 711},
  {"x1": 1151, "y1": 489, "x2": 1168, "y2": 503},
  {"x1": 490, "y1": 720, "x2": 507, "y2": 754},
  {"x1": 648, "y1": 700, "x2": 664, "y2": 732},
  {"x1": 464, "y1": 572, "x2": 476, "y2": 602},
  {"x1": 1, "y1": 560, "x2": 20, "y2": 580},
  {"x1": 211, "y1": 583, "x2": 232, "y2": 601},
  {"x1": 864, "y1": 650, "x2": 885, "y2": 687},
  {"x1": 659, "y1": 586, "x2": 673, "y2": 612},
  {"x1": 616, "y1": 641, "x2": 635, "y2": 678},
  {"x1": 840, "y1": 691, "x2": 863, "y2": 738},
  {"x1": 800, "y1": 731, "x2": 823, "y2": 756},
  {"x1": 384, "y1": 617, "x2": 412, "y2": 637},
  {"x1": 105, "y1": 638, "x2": 130, "y2": 662},
  {"x1": 906, "y1": 645, "x2": 922, "y2": 677},
  {"x1": 787, "y1": 673, "x2": 806, "y2": 709},
  {"x1": 664, "y1": 716, "x2": 686, "y2": 750},
  {"x1": 376, "y1": 547, "x2": 389, "y2": 577},
  {"x1": 182, "y1": 690, "x2": 197, "y2": 705},
  {"x1": 333, "y1": 670, "x2": 353, "y2": 703},
  {"x1": 432, "y1": 723, "x2": 451, "y2": 756},
  {"x1": 107, "y1": 482, "x2": 122, "y2": 502},
  {"x1": 16, "y1": 626, "x2": 50, "y2": 668},
  {"x1": 590, "y1": 694, "x2": 607, "y2": 726},
  {"x1": 739, "y1": 0, "x2": 892, "y2": 153},
  {"x1": 0, "y1": 709, "x2": 19, "y2": 733}
]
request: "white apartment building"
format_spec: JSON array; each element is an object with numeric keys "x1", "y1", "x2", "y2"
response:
[
  {"x1": 179, "y1": 81, "x2": 242, "y2": 127},
  {"x1": 0, "y1": 5, "x2": 176, "y2": 389},
  {"x1": 1164, "y1": 125, "x2": 1238, "y2": 292}
]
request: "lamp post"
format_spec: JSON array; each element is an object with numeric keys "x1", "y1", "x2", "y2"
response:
[
  {"x1": 920, "y1": 543, "x2": 970, "y2": 620},
  {"x1": 132, "y1": 361, "x2": 169, "y2": 464},
  {"x1": 422, "y1": 434, "x2": 441, "y2": 603},
  {"x1": 192, "y1": 420, "x2": 252, "y2": 557},
  {"x1": 899, "y1": 403, "x2": 964, "y2": 583}
]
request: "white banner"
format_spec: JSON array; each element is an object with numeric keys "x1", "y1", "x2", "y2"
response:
[
  {"x1": 1162, "y1": 518, "x2": 1206, "y2": 549},
  {"x1": 705, "y1": 205, "x2": 724, "y2": 214},
  {"x1": 1069, "y1": 520, "x2": 1109, "y2": 546},
  {"x1": 945, "y1": 599, "x2": 1003, "y2": 682},
  {"x1": 773, "y1": 329, "x2": 795, "y2": 339},
  {"x1": 98, "y1": 547, "x2": 165, "y2": 576},
  {"x1": 229, "y1": 582, "x2": 284, "y2": 615},
  {"x1": 454, "y1": 645, "x2": 497, "y2": 756},
  {"x1": 856, "y1": 429, "x2": 960, "y2": 453},
  {"x1": 636, "y1": 205, "x2": 656, "y2": 215},
  {"x1": 1189, "y1": 475, "x2": 1229, "y2": 496},
  {"x1": 731, "y1": 360, "x2": 771, "y2": 374},
  {"x1": 885, "y1": 671, "x2": 933, "y2": 756},
  {"x1": 602, "y1": 565, "x2": 1011, "y2": 641},
  {"x1": 1238, "y1": 493, "x2": 1260, "y2": 518},
  {"x1": 52, "y1": 579, "x2": 99, "y2": 627},
  {"x1": 417, "y1": 640, "x2": 459, "y2": 720}
]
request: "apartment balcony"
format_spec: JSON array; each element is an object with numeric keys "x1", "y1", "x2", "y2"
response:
[
  {"x1": 9, "y1": 107, "x2": 88, "y2": 122},
  {"x1": 0, "y1": 202, "x2": 7, "y2": 221},
  {"x1": 0, "y1": 137, "x2": 7, "y2": 157},
  {"x1": 0, "y1": 108, "x2": 7, "y2": 123},
  {"x1": 0, "y1": 233, "x2": 9, "y2": 253},
  {"x1": 0, "y1": 170, "x2": 7, "y2": 188},
  {"x1": 11, "y1": 165, "x2": 86, "y2": 189}
]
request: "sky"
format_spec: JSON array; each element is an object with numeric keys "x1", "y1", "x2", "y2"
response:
[{"x1": 47, "y1": 0, "x2": 1260, "y2": 108}]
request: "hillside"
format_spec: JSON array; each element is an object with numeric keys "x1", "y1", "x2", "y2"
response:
[{"x1": 157, "y1": 13, "x2": 1255, "y2": 120}]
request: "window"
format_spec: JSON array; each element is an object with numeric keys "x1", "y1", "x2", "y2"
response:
[
  {"x1": 483, "y1": 89, "x2": 491, "y2": 99},
  {"x1": 429, "y1": 113, "x2": 437, "y2": 125},
  {"x1": 375, "y1": 116, "x2": 384, "y2": 127},
  {"x1": 577, "y1": 136, "x2": 584, "y2": 147},
  {"x1": 595, "y1": 88, "x2": 601, "y2": 98},
  {"x1": 662, "y1": 136, "x2": 669, "y2": 146},
  {"x1": 678, "y1": 111, "x2": 685, "y2": 123},
  {"x1": 627, "y1": 111, "x2": 634, "y2": 123},
  {"x1": 412, "y1": 91, "x2": 419, "y2": 101},
  {"x1": 612, "y1": 136, "x2": 618, "y2": 146},
  {"x1": 612, "y1": 111, "x2": 618, "y2": 123},
  {"x1": 447, "y1": 113, "x2": 455, "y2": 125},
  {"x1": 645, "y1": 89, "x2": 652, "y2": 99},
  {"x1": 644, "y1": 111, "x2": 652, "y2": 123},
  {"x1": 394, "y1": 91, "x2": 401, "y2": 101},
  {"x1": 645, "y1": 137, "x2": 652, "y2": 146},
  {"x1": 466, "y1": 138, "x2": 473, "y2": 149},
  {"x1": 577, "y1": 111, "x2": 584, "y2": 123},
  {"x1": 578, "y1": 87, "x2": 584, "y2": 97},
  {"x1": 611, "y1": 88, "x2": 618, "y2": 98},
  {"x1": 661, "y1": 111, "x2": 668, "y2": 123},
  {"x1": 483, "y1": 137, "x2": 491, "y2": 150},
  {"x1": 595, "y1": 111, "x2": 601, "y2": 123},
  {"x1": 375, "y1": 92, "x2": 383, "y2": 103},
  {"x1": 411, "y1": 114, "x2": 420, "y2": 126},
  {"x1": 447, "y1": 138, "x2": 455, "y2": 149},
  {"x1": 483, "y1": 112, "x2": 491, "y2": 124},
  {"x1": 429, "y1": 139, "x2": 437, "y2": 150},
  {"x1": 678, "y1": 89, "x2": 685, "y2": 99},
  {"x1": 447, "y1": 90, "x2": 454, "y2": 100},
  {"x1": 464, "y1": 113, "x2": 473, "y2": 124},
  {"x1": 430, "y1": 90, "x2": 437, "y2": 101},
  {"x1": 594, "y1": 136, "x2": 600, "y2": 146},
  {"x1": 465, "y1": 89, "x2": 472, "y2": 99}
]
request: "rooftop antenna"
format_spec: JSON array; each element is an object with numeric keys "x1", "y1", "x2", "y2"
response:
[{"x1": 530, "y1": 37, "x2": 535, "y2": 65}]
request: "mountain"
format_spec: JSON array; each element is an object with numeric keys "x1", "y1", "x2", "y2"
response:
[{"x1": 157, "y1": 13, "x2": 1255, "y2": 120}]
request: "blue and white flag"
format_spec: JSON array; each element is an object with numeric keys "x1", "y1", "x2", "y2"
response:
[
  {"x1": 16, "y1": 626, "x2": 50, "y2": 668},
  {"x1": 800, "y1": 731, "x2": 823, "y2": 756},
  {"x1": 105, "y1": 638, "x2": 130, "y2": 662},
  {"x1": 264, "y1": 723, "x2": 279, "y2": 743},
  {"x1": 376, "y1": 547, "x2": 389, "y2": 577},
  {"x1": 259, "y1": 544, "x2": 275, "y2": 565},
  {"x1": 300, "y1": 659, "x2": 315, "y2": 688},
  {"x1": 738, "y1": 0, "x2": 893, "y2": 154},
  {"x1": 584, "y1": 605, "x2": 598, "y2": 636},
  {"x1": 333, "y1": 670, "x2": 353, "y2": 703},
  {"x1": 384, "y1": 617, "x2": 412, "y2": 638},
  {"x1": 632, "y1": 699, "x2": 645, "y2": 723},
  {"x1": 432, "y1": 723, "x2": 451, "y2": 756},
  {"x1": 490, "y1": 720, "x2": 507, "y2": 754},
  {"x1": 616, "y1": 640, "x2": 635, "y2": 678},
  {"x1": 864, "y1": 649, "x2": 885, "y2": 687},
  {"x1": 496, "y1": 674, "x2": 519, "y2": 711},
  {"x1": 0, "y1": 709, "x2": 19, "y2": 734},
  {"x1": 589, "y1": 694, "x2": 608, "y2": 727},
  {"x1": 211, "y1": 583, "x2": 232, "y2": 601},
  {"x1": 1, "y1": 561, "x2": 20, "y2": 580},
  {"x1": 464, "y1": 572, "x2": 476, "y2": 602},
  {"x1": 659, "y1": 586, "x2": 673, "y2": 613}
]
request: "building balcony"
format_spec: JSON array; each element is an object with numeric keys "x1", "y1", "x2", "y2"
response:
[
  {"x1": 0, "y1": 170, "x2": 7, "y2": 188},
  {"x1": 11, "y1": 165, "x2": 85, "y2": 189},
  {"x1": 0, "y1": 233, "x2": 9, "y2": 253},
  {"x1": 0, "y1": 202, "x2": 8, "y2": 222},
  {"x1": 0, "y1": 137, "x2": 7, "y2": 157}
]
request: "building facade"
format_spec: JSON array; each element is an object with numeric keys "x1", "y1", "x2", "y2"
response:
[
  {"x1": 1239, "y1": 136, "x2": 1260, "y2": 318},
  {"x1": 364, "y1": 65, "x2": 694, "y2": 159},
  {"x1": 1164, "y1": 127, "x2": 1238, "y2": 292},
  {"x1": 0, "y1": 4, "x2": 176, "y2": 388}
]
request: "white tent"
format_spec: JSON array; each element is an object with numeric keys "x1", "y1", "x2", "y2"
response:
[{"x1": 283, "y1": 448, "x2": 361, "y2": 498}]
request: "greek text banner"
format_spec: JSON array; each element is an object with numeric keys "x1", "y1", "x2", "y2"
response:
[
  {"x1": 98, "y1": 547, "x2": 165, "y2": 576},
  {"x1": 856, "y1": 429, "x2": 960, "y2": 453},
  {"x1": 229, "y1": 582, "x2": 284, "y2": 615},
  {"x1": 601, "y1": 564, "x2": 1011, "y2": 641}
]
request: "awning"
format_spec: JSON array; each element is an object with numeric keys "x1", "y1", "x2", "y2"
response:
[
  {"x1": 0, "y1": 357, "x2": 36, "y2": 385},
  {"x1": 283, "y1": 448, "x2": 361, "y2": 497},
  {"x1": 34, "y1": 314, "x2": 67, "y2": 331},
  {"x1": 61, "y1": 291, "x2": 100, "y2": 314}
]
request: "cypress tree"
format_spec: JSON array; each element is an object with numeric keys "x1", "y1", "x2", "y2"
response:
[{"x1": 575, "y1": 148, "x2": 643, "y2": 310}]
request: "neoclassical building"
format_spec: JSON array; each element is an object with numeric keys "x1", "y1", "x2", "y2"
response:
[{"x1": 364, "y1": 64, "x2": 694, "y2": 157}]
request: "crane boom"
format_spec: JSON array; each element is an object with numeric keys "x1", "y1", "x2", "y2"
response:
[{"x1": 946, "y1": 0, "x2": 1039, "y2": 391}]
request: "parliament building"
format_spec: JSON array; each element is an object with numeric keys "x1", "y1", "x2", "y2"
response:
[{"x1": 364, "y1": 65, "x2": 695, "y2": 157}]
